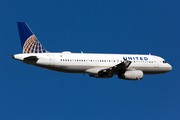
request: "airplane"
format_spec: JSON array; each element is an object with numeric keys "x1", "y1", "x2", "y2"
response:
[{"x1": 12, "y1": 22, "x2": 172, "y2": 80}]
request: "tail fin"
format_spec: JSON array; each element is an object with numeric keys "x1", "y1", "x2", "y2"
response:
[{"x1": 17, "y1": 22, "x2": 48, "y2": 53}]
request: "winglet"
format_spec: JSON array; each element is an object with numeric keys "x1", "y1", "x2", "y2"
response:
[{"x1": 17, "y1": 22, "x2": 48, "y2": 53}]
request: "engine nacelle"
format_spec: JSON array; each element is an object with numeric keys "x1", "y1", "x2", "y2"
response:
[
  {"x1": 89, "y1": 74, "x2": 113, "y2": 78},
  {"x1": 118, "y1": 70, "x2": 143, "y2": 80}
]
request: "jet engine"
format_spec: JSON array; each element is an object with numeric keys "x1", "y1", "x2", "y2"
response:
[{"x1": 118, "y1": 70, "x2": 143, "y2": 80}]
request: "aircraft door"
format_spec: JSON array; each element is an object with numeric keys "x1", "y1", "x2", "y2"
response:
[
  {"x1": 153, "y1": 57, "x2": 159, "y2": 68},
  {"x1": 49, "y1": 55, "x2": 55, "y2": 66}
]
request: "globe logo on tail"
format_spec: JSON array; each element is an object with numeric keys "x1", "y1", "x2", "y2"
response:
[{"x1": 23, "y1": 35, "x2": 47, "y2": 53}]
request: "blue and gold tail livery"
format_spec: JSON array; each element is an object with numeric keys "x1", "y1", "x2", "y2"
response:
[{"x1": 17, "y1": 22, "x2": 48, "y2": 53}]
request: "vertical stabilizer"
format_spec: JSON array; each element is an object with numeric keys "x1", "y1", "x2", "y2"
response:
[{"x1": 17, "y1": 22, "x2": 48, "y2": 53}]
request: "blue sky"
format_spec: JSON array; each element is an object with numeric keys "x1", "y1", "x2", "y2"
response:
[{"x1": 1, "y1": 0, "x2": 180, "y2": 120}]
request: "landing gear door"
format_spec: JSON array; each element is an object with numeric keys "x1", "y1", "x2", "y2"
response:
[
  {"x1": 49, "y1": 55, "x2": 54, "y2": 66},
  {"x1": 153, "y1": 57, "x2": 159, "y2": 68}
]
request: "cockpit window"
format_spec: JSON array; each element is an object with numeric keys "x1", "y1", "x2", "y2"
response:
[{"x1": 163, "y1": 60, "x2": 167, "y2": 63}]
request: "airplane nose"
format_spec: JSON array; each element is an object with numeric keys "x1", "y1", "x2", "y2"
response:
[{"x1": 168, "y1": 64, "x2": 172, "y2": 71}]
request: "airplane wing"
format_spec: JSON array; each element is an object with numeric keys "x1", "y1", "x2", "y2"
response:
[
  {"x1": 98, "y1": 60, "x2": 132, "y2": 76},
  {"x1": 85, "y1": 60, "x2": 132, "y2": 76}
]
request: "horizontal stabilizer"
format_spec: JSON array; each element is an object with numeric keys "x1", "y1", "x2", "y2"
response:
[{"x1": 23, "y1": 56, "x2": 38, "y2": 61}]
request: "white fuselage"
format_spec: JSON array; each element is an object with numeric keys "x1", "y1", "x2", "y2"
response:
[
  {"x1": 14, "y1": 22, "x2": 172, "y2": 80},
  {"x1": 13, "y1": 52, "x2": 172, "y2": 75}
]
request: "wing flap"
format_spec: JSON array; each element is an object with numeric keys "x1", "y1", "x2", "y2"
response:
[{"x1": 85, "y1": 67, "x2": 109, "y2": 74}]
